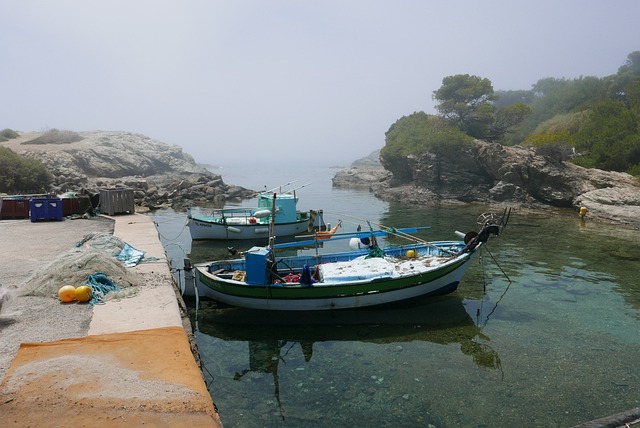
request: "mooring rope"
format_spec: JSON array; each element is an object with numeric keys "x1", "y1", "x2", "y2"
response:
[{"x1": 153, "y1": 217, "x2": 189, "y2": 242}]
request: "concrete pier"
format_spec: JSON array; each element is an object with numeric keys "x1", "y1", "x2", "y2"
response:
[
  {"x1": 0, "y1": 213, "x2": 222, "y2": 427},
  {"x1": 89, "y1": 214, "x2": 184, "y2": 335}
]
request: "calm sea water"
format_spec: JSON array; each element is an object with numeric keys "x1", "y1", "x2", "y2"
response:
[{"x1": 148, "y1": 165, "x2": 640, "y2": 427}]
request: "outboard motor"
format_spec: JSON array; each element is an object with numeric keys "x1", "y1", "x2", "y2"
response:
[
  {"x1": 457, "y1": 208, "x2": 511, "y2": 254},
  {"x1": 459, "y1": 224, "x2": 500, "y2": 253}
]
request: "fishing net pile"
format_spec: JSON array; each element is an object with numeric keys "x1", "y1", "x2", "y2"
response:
[
  {"x1": 76, "y1": 231, "x2": 128, "y2": 255},
  {"x1": 18, "y1": 232, "x2": 143, "y2": 298}
]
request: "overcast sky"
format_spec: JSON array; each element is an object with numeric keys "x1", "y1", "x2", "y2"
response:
[{"x1": 1, "y1": 1, "x2": 638, "y2": 167}]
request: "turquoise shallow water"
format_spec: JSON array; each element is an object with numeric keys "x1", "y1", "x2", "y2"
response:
[{"x1": 149, "y1": 165, "x2": 640, "y2": 427}]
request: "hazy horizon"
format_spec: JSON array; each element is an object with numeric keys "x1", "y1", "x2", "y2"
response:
[{"x1": 1, "y1": 1, "x2": 639, "y2": 167}]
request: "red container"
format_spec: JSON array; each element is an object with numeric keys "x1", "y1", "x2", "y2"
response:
[
  {"x1": 62, "y1": 198, "x2": 80, "y2": 216},
  {"x1": 0, "y1": 198, "x2": 30, "y2": 219}
]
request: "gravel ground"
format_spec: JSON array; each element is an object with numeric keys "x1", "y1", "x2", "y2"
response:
[{"x1": 0, "y1": 216, "x2": 115, "y2": 383}]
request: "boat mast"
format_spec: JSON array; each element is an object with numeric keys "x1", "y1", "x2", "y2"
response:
[
  {"x1": 265, "y1": 181, "x2": 298, "y2": 194},
  {"x1": 289, "y1": 182, "x2": 311, "y2": 193},
  {"x1": 268, "y1": 192, "x2": 277, "y2": 251}
]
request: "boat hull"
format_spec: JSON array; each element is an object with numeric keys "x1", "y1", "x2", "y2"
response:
[
  {"x1": 188, "y1": 242, "x2": 477, "y2": 311},
  {"x1": 186, "y1": 189, "x2": 323, "y2": 240},
  {"x1": 187, "y1": 217, "x2": 310, "y2": 240}
]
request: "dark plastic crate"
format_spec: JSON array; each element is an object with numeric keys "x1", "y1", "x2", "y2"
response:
[
  {"x1": 99, "y1": 188, "x2": 135, "y2": 215},
  {"x1": 30, "y1": 198, "x2": 63, "y2": 222}
]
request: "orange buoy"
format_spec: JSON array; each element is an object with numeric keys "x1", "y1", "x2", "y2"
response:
[
  {"x1": 75, "y1": 285, "x2": 92, "y2": 303},
  {"x1": 58, "y1": 285, "x2": 77, "y2": 303}
]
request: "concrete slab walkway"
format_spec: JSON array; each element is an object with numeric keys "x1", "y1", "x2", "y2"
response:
[
  {"x1": 89, "y1": 214, "x2": 183, "y2": 335},
  {"x1": 0, "y1": 213, "x2": 222, "y2": 427}
]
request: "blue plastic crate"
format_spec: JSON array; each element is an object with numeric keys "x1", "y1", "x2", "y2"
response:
[{"x1": 30, "y1": 198, "x2": 63, "y2": 222}]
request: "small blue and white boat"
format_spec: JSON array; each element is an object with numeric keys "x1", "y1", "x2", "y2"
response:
[{"x1": 187, "y1": 183, "x2": 325, "y2": 240}]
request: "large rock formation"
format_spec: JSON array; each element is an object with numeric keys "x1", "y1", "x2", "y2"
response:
[
  {"x1": 2, "y1": 131, "x2": 255, "y2": 209},
  {"x1": 331, "y1": 149, "x2": 391, "y2": 188},
  {"x1": 334, "y1": 141, "x2": 640, "y2": 227}
]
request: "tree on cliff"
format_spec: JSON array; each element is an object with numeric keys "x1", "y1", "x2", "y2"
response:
[
  {"x1": 520, "y1": 51, "x2": 640, "y2": 175},
  {"x1": 612, "y1": 50, "x2": 640, "y2": 103},
  {"x1": 432, "y1": 74, "x2": 530, "y2": 142},
  {"x1": 432, "y1": 74, "x2": 496, "y2": 139},
  {"x1": 385, "y1": 51, "x2": 640, "y2": 178},
  {"x1": 574, "y1": 98, "x2": 640, "y2": 174}
]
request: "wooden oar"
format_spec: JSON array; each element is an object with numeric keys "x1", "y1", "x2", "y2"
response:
[{"x1": 273, "y1": 226, "x2": 432, "y2": 249}]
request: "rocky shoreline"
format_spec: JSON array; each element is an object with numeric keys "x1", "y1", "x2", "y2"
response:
[
  {"x1": 333, "y1": 144, "x2": 640, "y2": 228},
  {"x1": 3, "y1": 131, "x2": 639, "y2": 227},
  {"x1": 1, "y1": 131, "x2": 256, "y2": 212}
]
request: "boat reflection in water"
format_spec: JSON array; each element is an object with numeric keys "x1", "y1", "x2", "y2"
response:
[{"x1": 195, "y1": 295, "x2": 501, "y2": 420}]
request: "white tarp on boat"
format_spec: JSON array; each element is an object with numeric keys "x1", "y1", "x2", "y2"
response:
[
  {"x1": 392, "y1": 257, "x2": 442, "y2": 275},
  {"x1": 318, "y1": 257, "x2": 397, "y2": 282},
  {"x1": 318, "y1": 255, "x2": 448, "y2": 283}
]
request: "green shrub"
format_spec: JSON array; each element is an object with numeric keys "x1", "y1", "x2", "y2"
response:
[
  {"x1": 0, "y1": 128, "x2": 19, "y2": 142},
  {"x1": 626, "y1": 164, "x2": 640, "y2": 178},
  {"x1": 381, "y1": 112, "x2": 472, "y2": 160},
  {"x1": 22, "y1": 129, "x2": 83, "y2": 145},
  {"x1": 524, "y1": 130, "x2": 576, "y2": 162},
  {"x1": 0, "y1": 147, "x2": 53, "y2": 193},
  {"x1": 571, "y1": 156, "x2": 596, "y2": 169}
]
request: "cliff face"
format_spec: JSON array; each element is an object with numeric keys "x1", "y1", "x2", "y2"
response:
[
  {"x1": 335, "y1": 140, "x2": 640, "y2": 226},
  {"x1": 381, "y1": 140, "x2": 640, "y2": 206},
  {"x1": 2, "y1": 131, "x2": 255, "y2": 209}
]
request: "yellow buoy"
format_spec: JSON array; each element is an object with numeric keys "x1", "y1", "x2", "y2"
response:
[
  {"x1": 75, "y1": 285, "x2": 92, "y2": 303},
  {"x1": 406, "y1": 249, "x2": 418, "y2": 258},
  {"x1": 579, "y1": 206, "x2": 588, "y2": 217},
  {"x1": 58, "y1": 285, "x2": 77, "y2": 303}
]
